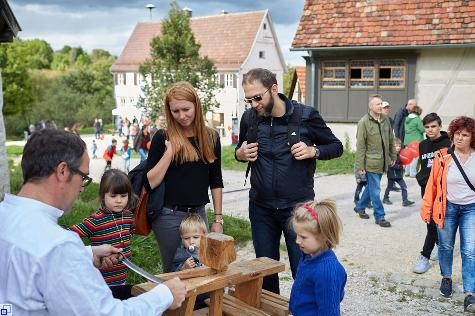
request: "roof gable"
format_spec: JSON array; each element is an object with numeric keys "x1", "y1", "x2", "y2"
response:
[
  {"x1": 292, "y1": 0, "x2": 475, "y2": 49},
  {"x1": 112, "y1": 10, "x2": 268, "y2": 72}
]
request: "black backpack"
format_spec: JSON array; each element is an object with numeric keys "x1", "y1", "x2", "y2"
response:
[{"x1": 244, "y1": 101, "x2": 304, "y2": 184}]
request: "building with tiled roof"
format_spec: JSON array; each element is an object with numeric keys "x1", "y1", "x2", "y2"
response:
[
  {"x1": 289, "y1": 66, "x2": 306, "y2": 104},
  {"x1": 111, "y1": 10, "x2": 286, "y2": 144},
  {"x1": 291, "y1": 0, "x2": 475, "y2": 124}
]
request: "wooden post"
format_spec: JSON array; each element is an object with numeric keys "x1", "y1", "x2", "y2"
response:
[{"x1": 200, "y1": 233, "x2": 236, "y2": 271}]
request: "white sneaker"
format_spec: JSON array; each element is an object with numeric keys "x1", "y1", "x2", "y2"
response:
[
  {"x1": 430, "y1": 246, "x2": 439, "y2": 261},
  {"x1": 413, "y1": 255, "x2": 431, "y2": 274}
]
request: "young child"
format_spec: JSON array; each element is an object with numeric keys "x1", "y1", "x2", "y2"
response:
[
  {"x1": 120, "y1": 139, "x2": 132, "y2": 172},
  {"x1": 103, "y1": 138, "x2": 117, "y2": 171},
  {"x1": 91, "y1": 139, "x2": 98, "y2": 159},
  {"x1": 172, "y1": 214, "x2": 207, "y2": 272},
  {"x1": 290, "y1": 199, "x2": 347, "y2": 315},
  {"x1": 383, "y1": 139, "x2": 415, "y2": 206},
  {"x1": 69, "y1": 169, "x2": 135, "y2": 288},
  {"x1": 353, "y1": 164, "x2": 372, "y2": 208}
]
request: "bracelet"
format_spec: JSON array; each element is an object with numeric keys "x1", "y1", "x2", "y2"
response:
[{"x1": 214, "y1": 213, "x2": 222, "y2": 216}]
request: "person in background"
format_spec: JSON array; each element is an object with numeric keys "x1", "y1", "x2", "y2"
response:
[
  {"x1": 0, "y1": 128, "x2": 186, "y2": 315},
  {"x1": 420, "y1": 116, "x2": 475, "y2": 313},
  {"x1": 92, "y1": 139, "x2": 98, "y2": 159},
  {"x1": 353, "y1": 163, "x2": 372, "y2": 208},
  {"x1": 382, "y1": 101, "x2": 400, "y2": 192},
  {"x1": 382, "y1": 138, "x2": 414, "y2": 206},
  {"x1": 412, "y1": 112, "x2": 451, "y2": 274},
  {"x1": 103, "y1": 138, "x2": 117, "y2": 171},
  {"x1": 120, "y1": 139, "x2": 133, "y2": 172},
  {"x1": 404, "y1": 104, "x2": 425, "y2": 177},
  {"x1": 393, "y1": 99, "x2": 417, "y2": 144},
  {"x1": 354, "y1": 94, "x2": 395, "y2": 227},
  {"x1": 289, "y1": 199, "x2": 347, "y2": 316}
]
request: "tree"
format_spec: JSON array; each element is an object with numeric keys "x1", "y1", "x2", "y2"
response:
[
  {"x1": 0, "y1": 72, "x2": 10, "y2": 200},
  {"x1": 139, "y1": 0, "x2": 218, "y2": 118},
  {"x1": 283, "y1": 65, "x2": 295, "y2": 97}
]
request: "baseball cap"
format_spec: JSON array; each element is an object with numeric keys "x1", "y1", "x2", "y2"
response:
[{"x1": 382, "y1": 101, "x2": 390, "y2": 108}]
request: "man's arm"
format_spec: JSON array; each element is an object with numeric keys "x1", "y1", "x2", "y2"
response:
[{"x1": 306, "y1": 109, "x2": 343, "y2": 160}]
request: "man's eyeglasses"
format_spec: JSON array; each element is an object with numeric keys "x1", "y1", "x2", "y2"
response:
[
  {"x1": 243, "y1": 87, "x2": 271, "y2": 104},
  {"x1": 69, "y1": 167, "x2": 92, "y2": 188}
]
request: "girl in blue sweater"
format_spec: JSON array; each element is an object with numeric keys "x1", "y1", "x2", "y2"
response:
[{"x1": 290, "y1": 199, "x2": 347, "y2": 316}]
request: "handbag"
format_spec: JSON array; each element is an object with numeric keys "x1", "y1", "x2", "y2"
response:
[
  {"x1": 134, "y1": 187, "x2": 151, "y2": 235},
  {"x1": 448, "y1": 147, "x2": 475, "y2": 192}
]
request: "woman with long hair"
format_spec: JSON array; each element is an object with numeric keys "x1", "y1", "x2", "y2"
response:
[
  {"x1": 145, "y1": 81, "x2": 224, "y2": 272},
  {"x1": 421, "y1": 116, "x2": 475, "y2": 313}
]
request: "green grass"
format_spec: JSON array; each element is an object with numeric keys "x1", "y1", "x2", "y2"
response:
[
  {"x1": 221, "y1": 145, "x2": 247, "y2": 171},
  {"x1": 6, "y1": 145, "x2": 24, "y2": 156},
  {"x1": 78, "y1": 123, "x2": 115, "y2": 135},
  {"x1": 316, "y1": 149, "x2": 354, "y2": 174}
]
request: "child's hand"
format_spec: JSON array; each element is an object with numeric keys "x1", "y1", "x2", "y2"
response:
[
  {"x1": 356, "y1": 179, "x2": 361, "y2": 184},
  {"x1": 182, "y1": 256, "x2": 196, "y2": 270}
]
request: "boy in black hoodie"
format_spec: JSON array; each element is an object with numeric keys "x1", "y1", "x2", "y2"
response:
[{"x1": 412, "y1": 113, "x2": 452, "y2": 274}]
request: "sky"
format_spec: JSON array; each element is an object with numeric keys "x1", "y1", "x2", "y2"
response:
[{"x1": 10, "y1": 0, "x2": 307, "y2": 66}]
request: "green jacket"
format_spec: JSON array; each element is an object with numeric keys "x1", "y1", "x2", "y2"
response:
[
  {"x1": 355, "y1": 113, "x2": 395, "y2": 174},
  {"x1": 403, "y1": 113, "x2": 424, "y2": 145}
]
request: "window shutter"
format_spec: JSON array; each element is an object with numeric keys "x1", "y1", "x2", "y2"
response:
[
  {"x1": 233, "y1": 74, "x2": 237, "y2": 88},
  {"x1": 219, "y1": 74, "x2": 224, "y2": 86}
]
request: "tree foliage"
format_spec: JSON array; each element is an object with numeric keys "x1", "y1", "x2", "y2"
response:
[
  {"x1": 139, "y1": 0, "x2": 218, "y2": 118},
  {"x1": 1, "y1": 39, "x2": 116, "y2": 137}
]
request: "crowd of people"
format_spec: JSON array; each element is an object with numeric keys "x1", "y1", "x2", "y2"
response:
[{"x1": 0, "y1": 67, "x2": 474, "y2": 315}]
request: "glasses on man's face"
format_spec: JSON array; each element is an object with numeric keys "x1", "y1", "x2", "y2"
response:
[
  {"x1": 243, "y1": 87, "x2": 271, "y2": 104},
  {"x1": 69, "y1": 167, "x2": 92, "y2": 188}
]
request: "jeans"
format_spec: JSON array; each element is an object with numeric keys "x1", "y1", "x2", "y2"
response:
[
  {"x1": 383, "y1": 178, "x2": 408, "y2": 201},
  {"x1": 151, "y1": 206, "x2": 207, "y2": 273},
  {"x1": 355, "y1": 172, "x2": 386, "y2": 221},
  {"x1": 437, "y1": 201, "x2": 475, "y2": 293},
  {"x1": 138, "y1": 148, "x2": 148, "y2": 162},
  {"x1": 249, "y1": 201, "x2": 300, "y2": 294},
  {"x1": 123, "y1": 159, "x2": 130, "y2": 173}
]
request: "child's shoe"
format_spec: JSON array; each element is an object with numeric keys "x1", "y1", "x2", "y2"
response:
[
  {"x1": 383, "y1": 198, "x2": 392, "y2": 205},
  {"x1": 403, "y1": 200, "x2": 415, "y2": 206},
  {"x1": 412, "y1": 255, "x2": 430, "y2": 274}
]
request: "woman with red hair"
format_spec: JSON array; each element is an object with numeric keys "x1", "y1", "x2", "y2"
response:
[{"x1": 421, "y1": 116, "x2": 475, "y2": 313}]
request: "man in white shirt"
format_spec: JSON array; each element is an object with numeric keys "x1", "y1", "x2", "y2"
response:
[{"x1": 0, "y1": 129, "x2": 186, "y2": 315}]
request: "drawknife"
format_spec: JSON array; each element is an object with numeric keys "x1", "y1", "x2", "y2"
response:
[{"x1": 120, "y1": 252, "x2": 164, "y2": 284}]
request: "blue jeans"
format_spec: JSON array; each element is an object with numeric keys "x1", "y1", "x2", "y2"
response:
[
  {"x1": 138, "y1": 148, "x2": 148, "y2": 162},
  {"x1": 437, "y1": 201, "x2": 475, "y2": 293},
  {"x1": 355, "y1": 172, "x2": 386, "y2": 221},
  {"x1": 249, "y1": 201, "x2": 300, "y2": 294}
]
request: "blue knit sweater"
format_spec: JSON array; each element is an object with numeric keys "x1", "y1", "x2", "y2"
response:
[{"x1": 289, "y1": 249, "x2": 347, "y2": 316}]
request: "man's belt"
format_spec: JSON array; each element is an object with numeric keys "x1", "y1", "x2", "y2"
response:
[{"x1": 164, "y1": 205, "x2": 203, "y2": 213}]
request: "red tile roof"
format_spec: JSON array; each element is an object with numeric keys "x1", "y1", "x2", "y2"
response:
[
  {"x1": 112, "y1": 11, "x2": 267, "y2": 72},
  {"x1": 295, "y1": 66, "x2": 306, "y2": 97},
  {"x1": 292, "y1": 0, "x2": 475, "y2": 48}
]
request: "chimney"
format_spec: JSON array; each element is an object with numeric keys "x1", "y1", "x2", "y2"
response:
[{"x1": 183, "y1": 7, "x2": 192, "y2": 17}]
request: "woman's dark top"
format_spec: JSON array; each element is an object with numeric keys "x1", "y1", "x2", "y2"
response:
[{"x1": 146, "y1": 129, "x2": 223, "y2": 207}]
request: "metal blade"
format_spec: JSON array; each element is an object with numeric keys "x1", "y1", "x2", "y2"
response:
[{"x1": 120, "y1": 252, "x2": 164, "y2": 284}]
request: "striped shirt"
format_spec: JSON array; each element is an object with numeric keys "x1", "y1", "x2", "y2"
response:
[{"x1": 69, "y1": 209, "x2": 134, "y2": 285}]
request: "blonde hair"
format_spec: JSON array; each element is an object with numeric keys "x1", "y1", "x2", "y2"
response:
[
  {"x1": 179, "y1": 214, "x2": 208, "y2": 236},
  {"x1": 410, "y1": 105, "x2": 423, "y2": 116},
  {"x1": 164, "y1": 81, "x2": 217, "y2": 164},
  {"x1": 292, "y1": 199, "x2": 342, "y2": 250}
]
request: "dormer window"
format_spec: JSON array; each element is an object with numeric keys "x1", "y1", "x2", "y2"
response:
[
  {"x1": 259, "y1": 51, "x2": 265, "y2": 59},
  {"x1": 263, "y1": 23, "x2": 267, "y2": 30}
]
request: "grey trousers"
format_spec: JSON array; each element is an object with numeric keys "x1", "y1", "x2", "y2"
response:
[{"x1": 151, "y1": 206, "x2": 207, "y2": 273}]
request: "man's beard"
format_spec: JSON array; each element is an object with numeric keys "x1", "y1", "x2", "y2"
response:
[{"x1": 259, "y1": 97, "x2": 274, "y2": 117}]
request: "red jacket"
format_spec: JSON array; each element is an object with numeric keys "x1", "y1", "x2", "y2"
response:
[{"x1": 420, "y1": 148, "x2": 452, "y2": 228}]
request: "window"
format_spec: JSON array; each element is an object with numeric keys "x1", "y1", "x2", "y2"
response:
[
  {"x1": 259, "y1": 51, "x2": 265, "y2": 59},
  {"x1": 350, "y1": 60, "x2": 374, "y2": 88},
  {"x1": 263, "y1": 23, "x2": 267, "y2": 30},
  {"x1": 134, "y1": 73, "x2": 138, "y2": 86},
  {"x1": 321, "y1": 61, "x2": 346, "y2": 88},
  {"x1": 224, "y1": 74, "x2": 234, "y2": 87},
  {"x1": 378, "y1": 59, "x2": 405, "y2": 88},
  {"x1": 114, "y1": 73, "x2": 118, "y2": 85}
]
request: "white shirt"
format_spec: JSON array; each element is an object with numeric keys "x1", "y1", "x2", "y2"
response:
[
  {"x1": 447, "y1": 152, "x2": 475, "y2": 205},
  {"x1": 0, "y1": 194, "x2": 173, "y2": 316}
]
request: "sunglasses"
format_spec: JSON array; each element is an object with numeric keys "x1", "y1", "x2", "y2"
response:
[
  {"x1": 69, "y1": 166, "x2": 92, "y2": 188},
  {"x1": 243, "y1": 87, "x2": 271, "y2": 104}
]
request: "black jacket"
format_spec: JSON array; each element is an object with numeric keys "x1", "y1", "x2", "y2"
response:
[
  {"x1": 387, "y1": 154, "x2": 404, "y2": 180},
  {"x1": 236, "y1": 94, "x2": 343, "y2": 209},
  {"x1": 416, "y1": 131, "x2": 451, "y2": 188},
  {"x1": 393, "y1": 106, "x2": 409, "y2": 142}
]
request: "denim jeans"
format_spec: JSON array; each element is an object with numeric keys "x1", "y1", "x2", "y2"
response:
[
  {"x1": 138, "y1": 148, "x2": 148, "y2": 162},
  {"x1": 383, "y1": 178, "x2": 408, "y2": 201},
  {"x1": 355, "y1": 172, "x2": 386, "y2": 221},
  {"x1": 437, "y1": 201, "x2": 475, "y2": 293},
  {"x1": 248, "y1": 201, "x2": 300, "y2": 294}
]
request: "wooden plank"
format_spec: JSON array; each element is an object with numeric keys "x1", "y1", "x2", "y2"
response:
[
  {"x1": 156, "y1": 266, "x2": 216, "y2": 281},
  {"x1": 208, "y1": 289, "x2": 224, "y2": 316},
  {"x1": 233, "y1": 278, "x2": 263, "y2": 307},
  {"x1": 260, "y1": 297, "x2": 289, "y2": 316},
  {"x1": 192, "y1": 307, "x2": 209, "y2": 316},
  {"x1": 262, "y1": 289, "x2": 290, "y2": 306},
  {"x1": 222, "y1": 294, "x2": 269, "y2": 315}
]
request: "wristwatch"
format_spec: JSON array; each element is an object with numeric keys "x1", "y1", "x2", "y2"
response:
[
  {"x1": 214, "y1": 215, "x2": 224, "y2": 225},
  {"x1": 314, "y1": 146, "x2": 320, "y2": 158}
]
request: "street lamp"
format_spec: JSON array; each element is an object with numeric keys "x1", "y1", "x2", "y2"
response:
[{"x1": 146, "y1": 4, "x2": 155, "y2": 20}]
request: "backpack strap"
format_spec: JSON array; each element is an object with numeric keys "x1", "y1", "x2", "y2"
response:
[
  {"x1": 244, "y1": 109, "x2": 258, "y2": 185},
  {"x1": 448, "y1": 147, "x2": 475, "y2": 192}
]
